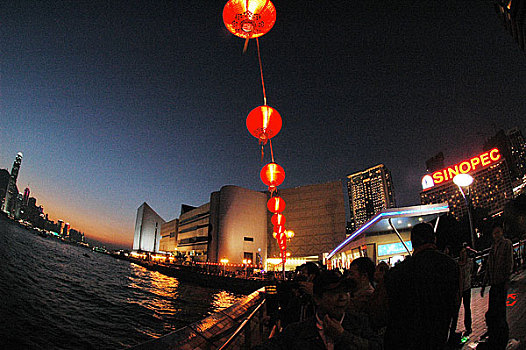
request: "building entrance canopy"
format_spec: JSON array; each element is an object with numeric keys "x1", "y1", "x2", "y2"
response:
[{"x1": 327, "y1": 203, "x2": 449, "y2": 259}]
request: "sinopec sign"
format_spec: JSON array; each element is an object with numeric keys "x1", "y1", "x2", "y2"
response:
[{"x1": 422, "y1": 148, "x2": 501, "y2": 190}]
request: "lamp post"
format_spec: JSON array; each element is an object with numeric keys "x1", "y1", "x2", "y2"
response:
[
  {"x1": 220, "y1": 258, "x2": 229, "y2": 275},
  {"x1": 453, "y1": 173, "x2": 475, "y2": 248}
]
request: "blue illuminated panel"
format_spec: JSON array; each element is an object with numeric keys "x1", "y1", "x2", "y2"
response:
[{"x1": 377, "y1": 241, "x2": 413, "y2": 256}]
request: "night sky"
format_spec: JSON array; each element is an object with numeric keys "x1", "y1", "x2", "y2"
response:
[{"x1": 1, "y1": 1, "x2": 525, "y2": 248}]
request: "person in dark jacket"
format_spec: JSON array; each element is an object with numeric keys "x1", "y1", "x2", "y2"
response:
[
  {"x1": 384, "y1": 223, "x2": 459, "y2": 350},
  {"x1": 254, "y1": 270, "x2": 382, "y2": 350},
  {"x1": 480, "y1": 223, "x2": 514, "y2": 349}
]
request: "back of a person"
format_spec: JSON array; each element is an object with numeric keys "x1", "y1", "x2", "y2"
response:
[{"x1": 385, "y1": 223, "x2": 459, "y2": 350}]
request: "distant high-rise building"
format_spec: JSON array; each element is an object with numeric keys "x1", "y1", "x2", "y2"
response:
[
  {"x1": 63, "y1": 223, "x2": 70, "y2": 237},
  {"x1": 346, "y1": 164, "x2": 396, "y2": 233},
  {"x1": 494, "y1": 0, "x2": 526, "y2": 51},
  {"x1": 133, "y1": 202, "x2": 166, "y2": 252},
  {"x1": 57, "y1": 220, "x2": 64, "y2": 235},
  {"x1": 484, "y1": 128, "x2": 526, "y2": 184},
  {"x1": 2, "y1": 152, "x2": 23, "y2": 214},
  {"x1": 426, "y1": 152, "x2": 445, "y2": 173},
  {"x1": 23, "y1": 187, "x2": 30, "y2": 206}
]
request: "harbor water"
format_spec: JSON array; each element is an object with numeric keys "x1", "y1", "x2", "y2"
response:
[{"x1": 0, "y1": 219, "x2": 245, "y2": 349}]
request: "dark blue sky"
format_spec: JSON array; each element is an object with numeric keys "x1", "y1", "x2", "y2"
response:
[{"x1": 1, "y1": 0, "x2": 525, "y2": 247}]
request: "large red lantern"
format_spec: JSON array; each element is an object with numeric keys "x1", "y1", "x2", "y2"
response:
[
  {"x1": 223, "y1": 0, "x2": 276, "y2": 39},
  {"x1": 246, "y1": 105, "x2": 282, "y2": 144},
  {"x1": 271, "y1": 213, "x2": 286, "y2": 226},
  {"x1": 267, "y1": 196, "x2": 285, "y2": 213},
  {"x1": 261, "y1": 162, "x2": 285, "y2": 191}
]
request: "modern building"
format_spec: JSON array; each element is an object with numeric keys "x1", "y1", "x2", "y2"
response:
[
  {"x1": 267, "y1": 180, "x2": 347, "y2": 269},
  {"x1": 159, "y1": 218, "x2": 178, "y2": 253},
  {"x1": 133, "y1": 202, "x2": 165, "y2": 252},
  {"x1": 2, "y1": 152, "x2": 23, "y2": 215},
  {"x1": 420, "y1": 148, "x2": 514, "y2": 219},
  {"x1": 484, "y1": 128, "x2": 526, "y2": 184},
  {"x1": 210, "y1": 185, "x2": 268, "y2": 267},
  {"x1": 495, "y1": 0, "x2": 526, "y2": 51},
  {"x1": 346, "y1": 164, "x2": 396, "y2": 233},
  {"x1": 23, "y1": 187, "x2": 30, "y2": 206},
  {"x1": 327, "y1": 203, "x2": 450, "y2": 268},
  {"x1": 176, "y1": 202, "x2": 211, "y2": 260},
  {"x1": 157, "y1": 185, "x2": 268, "y2": 266}
]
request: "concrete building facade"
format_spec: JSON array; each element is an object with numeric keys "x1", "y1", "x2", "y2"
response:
[
  {"x1": 268, "y1": 180, "x2": 347, "y2": 268},
  {"x1": 210, "y1": 186, "x2": 268, "y2": 267},
  {"x1": 159, "y1": 218, "x2": 178, "y2": 253},
  {"x1": 133, "y1": 202, "x2": 165, "y2": 252}
]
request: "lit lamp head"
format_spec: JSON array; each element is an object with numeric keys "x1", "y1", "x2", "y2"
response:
[{"x1": 453, "y1": 173, "x2": 473, "y2": 187}]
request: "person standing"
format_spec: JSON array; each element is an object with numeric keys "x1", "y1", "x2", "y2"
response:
[
  {"x1": 449, "y1": 244, "x2": 473, "y2": 341},
  {"x1": 384, "y1": 223, "x2": 459, "y2": 350},
  {"x1": 481, "y1": 223, "x2": 514, "y2": 349}
]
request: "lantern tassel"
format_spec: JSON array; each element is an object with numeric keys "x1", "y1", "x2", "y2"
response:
[
  {"x1": 269, "y1": 138, "x2": 275, "y2": 163},
  {"x1": 261, "y1": 143, "x2": 264, "y2": 162},
  {"x1": 256, "y1": 37, "x2": 267, "y2": 106},
  {"x1": 243, "y1": 37, "x2": 250, "y2": 53}
]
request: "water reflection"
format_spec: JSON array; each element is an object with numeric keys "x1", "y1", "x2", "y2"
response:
[{"x1": 211, "y1": 290, "x2": 240, "y2": 312}]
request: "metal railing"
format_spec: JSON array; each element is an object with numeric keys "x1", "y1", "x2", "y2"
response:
[{"x1": 217, "y1": 298, "x2": 266, "y2": 350}]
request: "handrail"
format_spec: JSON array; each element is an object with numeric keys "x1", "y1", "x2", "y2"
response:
[{"x1": 217, "y1": 298, "x2": 266, "y2": 350}]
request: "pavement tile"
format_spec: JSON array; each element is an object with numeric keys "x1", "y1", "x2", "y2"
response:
[{"x1": 457, "y1": 269, "x2": 526, "y2": 349}]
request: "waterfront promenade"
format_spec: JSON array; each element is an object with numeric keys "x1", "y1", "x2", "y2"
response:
[{"x1": 458, "y1": 268, "x2": 526, "y2": 349}]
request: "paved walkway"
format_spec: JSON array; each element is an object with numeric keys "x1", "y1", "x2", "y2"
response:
[{"x1": 456, "y1": 269, "x2": 526, "y2": 349}]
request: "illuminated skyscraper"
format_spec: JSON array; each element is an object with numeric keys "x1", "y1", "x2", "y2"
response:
[
  {"x1": 346, "y1": 164, "x2": 396, "y2": 232},
  {"x1": 420, "y1": 148, "x2": 514, "y2": 219},
  {"x1": 495, "y1": 0, "x2": 526, "y2": 51},
  {"x1": 2, "y1": 152, "x2": 23, "y2": 214},
  {"x1": 484, "y1": 128, "x2": 526, "y2": 183}
]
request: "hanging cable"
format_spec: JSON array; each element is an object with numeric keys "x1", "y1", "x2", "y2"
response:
[
  {"x1": 256, "y1": 37, "x2": 267, "y2": 106},
  {"x1": 269, "y1": 139, "x2": 275, "y2": 163}
]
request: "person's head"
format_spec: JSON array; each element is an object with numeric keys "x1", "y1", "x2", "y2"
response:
[
  {"x1": 300, "y1": 262, "x2": 320, "y2": 282},
  {"x1": 411, "y1": 223, "x2": 436, "y2": 248},
  {"x1": 492, "y1": 224, "x2": 504, "y2": 241},
  {"x1": 313, "y1": 270, "x2": 350, "y2": 319},
  {"x1": 348, "y1": 257, "x2": 375, "y2": 285},
  {"x1": 374, "y1": 261, "x2": 390, "y2": 283}
]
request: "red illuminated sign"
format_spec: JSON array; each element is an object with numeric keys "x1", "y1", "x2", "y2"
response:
[{"x1": 422, "y1": 148, "x2": 501, "y2": 190}]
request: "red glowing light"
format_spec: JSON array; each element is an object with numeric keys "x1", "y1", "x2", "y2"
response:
[
  {"x1": 222, "y1": 0, "x2": 276, "y2": 39},
  {"x1": 260, "y1": 162, "x2": 285, "y2": 191},
  {"x1": 271, "y1": 213, "x2": 286, "y2": 226},
  {"x1": 246, "y1": 105, "x2": 282, "y2": 144},
  {"x1": 267, "y1": 196, "x2": 285, "y2": 213}
]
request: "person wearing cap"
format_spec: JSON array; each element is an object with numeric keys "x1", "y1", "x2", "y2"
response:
[
  {"x1": 254, "y1": 270, "x2": 382, "y2": 350},
  {"x1": 384, "y1": 223, "x2": 459, "y2": 350}
]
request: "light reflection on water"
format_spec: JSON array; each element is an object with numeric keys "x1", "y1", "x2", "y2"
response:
[{"x1": 0, "y1": 220, "x2": 246, "y2": 349}]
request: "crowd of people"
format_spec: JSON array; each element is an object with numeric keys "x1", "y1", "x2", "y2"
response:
[{"x1": 256, "y1": 222, "x2": 516, "y2": 350}]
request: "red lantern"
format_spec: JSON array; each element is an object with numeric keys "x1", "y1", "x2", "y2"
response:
[
  {"x1": 267, "y1": 196, "x2": 285, "y2": 213},
  {"x1": 223, "y1": 0, "x2": 276, "y2": 39},
  {"x1": 273, "y1": 225, "x2": 285, "y2": 235},
  {"x1": 261, "y1": 162, "x2": 285, "y2": 191},
  {"x1": 271, "y1": 213, "x2": 286, "y2": 226},
  {"x1": 246, "y1": 105, "x2": 282, "y2": 144}
]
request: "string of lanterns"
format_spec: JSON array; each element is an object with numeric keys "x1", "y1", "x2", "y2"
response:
[{"x1": 222, "y1": 0, "x2": 293, "y2": 267}]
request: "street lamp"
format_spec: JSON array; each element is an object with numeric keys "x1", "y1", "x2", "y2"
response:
[
  {"x1": 220, "y1": 258, "x2": 229, "y2": 275},
  {"x1": 453, "y1": 173, "x2": 475, "y2": 248}
]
